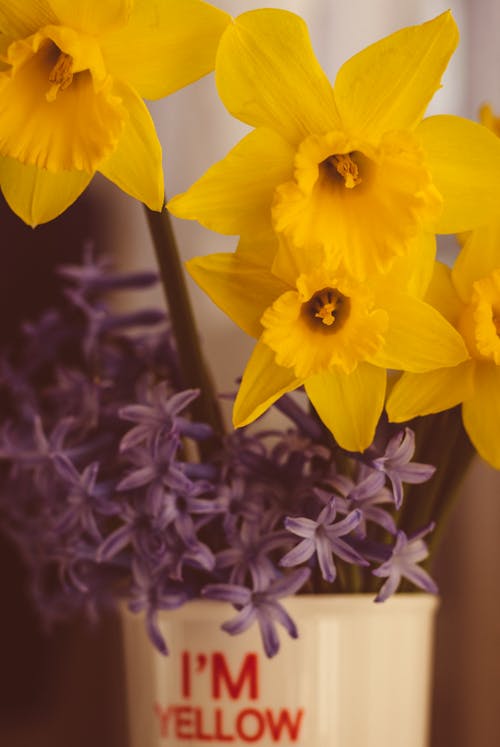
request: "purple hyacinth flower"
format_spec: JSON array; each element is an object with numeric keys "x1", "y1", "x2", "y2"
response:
[
  {"x1": 52, "y1": 457, "x2": 117, "y2": 541},
  {"x1": 215, "y1": 520, "x2": 290, "y2": 588},
  {"x1": 119, "y1": 384, "x2": 212, "y2": 451},
  {"x1": 280, "y1": 499, "x2": 368, "y2": 583},
  {"x1": 370, "y1": 427, "x2": 436, "y2": 509},
  {"x1": 373, "y1": 524, "x2": 438, "y2": 602},
  {"x1": 209, "y1": 477, "x2": 266, "y2": 532},
  {"x1": 58, "y1": 246, "x2": 159, "y2": 295},
  {"x1": 203, "y1": 568, "x2": 310, "y2": 657},
  {"x1": 328, "y1": 469, "x2": 397, "y2": 536}
]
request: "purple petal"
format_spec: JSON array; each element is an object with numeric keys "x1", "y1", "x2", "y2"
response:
[
  {"x1": 221, "y1": 605, "x2": 256, "y2": 636},
  {"x1": 202, "y1": 583, "x2": 250, "y2": 606},
  {"x1": 280, "y1": 539, "x2": 315, "y2": 568},
  {"x1": 264, "y1": 601, "x2": 299, "y2": 640},
  {"x1": 119, "y1": 404, "x2": 157, "y2": 424},
  {"x1": 256, "y1": 612, "x2": 280, "y2": 658},
  {"x1": 97, "y1": 525, "x2": 132, "y2": 562},
  {"x1": 316, "y1": 535, "x2": 337, "y2": 582},
  {"x1": 329, "y1": 536, "x2": 369, "y2": 566},
  {"x1": 403, "y1": 565, "x2": 439, "y2": 594},
  {"x1": 146, "y1": 609, "x2": 169, "y2": 656},
  {"x1": 374, "y1": 572, "x2": 401, "y2": 602},
  {"x1": 284, "y1": 516, "x2": 317, "y2": 538},
  {"x1": 52, "y1": 454, "x2": 80, "y2": 483},
  {"x1": 120, "y1": 426, "x2": 150, "y2": 452},
  {"x1": 396, "y1": 463, "x2": 436, "y2": 484},
  {"x1": 391, "y1": 475, "x2": 404, "y2": 510},
  {"x1": 326, "y1": 509, "x2": 363, "y2": 538},
  {"x1": 363, "y1": 507, "x2": 397, "y2": 535},
  {"x1": 354, "y1": 470, "x2": 386, "y2": 499},
  {"x1": 117, "y1": 466, "x2": 156, "y2": 491},
  {"x1": 268, "y1": 568, "x2": 311, "y2": 598}
]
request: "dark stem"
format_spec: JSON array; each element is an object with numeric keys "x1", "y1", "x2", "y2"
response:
[
  {"x1": 143, "y1": 205, "x2": 225, "y2": 448},
  {"x1": 399, "y1": 408, "x2": 476, "y2": 559}
]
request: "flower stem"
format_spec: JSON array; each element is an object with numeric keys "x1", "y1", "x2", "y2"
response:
[
  {"x1": 400, "y1": 408, "x2": 475, "y2": 556},
  {"x1": 144, "y1": 205, "x2": 225, "y2": 445}
]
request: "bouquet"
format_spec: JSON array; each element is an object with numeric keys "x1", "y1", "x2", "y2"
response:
[{"x1": 1, "y1": 1, "x2": 499, "y2": 660}]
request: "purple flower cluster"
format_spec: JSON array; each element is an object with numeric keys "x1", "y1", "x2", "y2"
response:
[{"x1": 0, "y1": 251, "x2": 438, "y2": 658}]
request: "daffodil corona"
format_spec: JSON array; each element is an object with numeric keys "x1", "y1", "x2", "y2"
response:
[
  {"x1": 169, "y1": 9, "x2": 500, "y2": 279},
  {"x1": 0, "y1": 0, "x2": 230, "y2": 225},
  {"x1": 187, "y1": 239, "x2": 468, "y2": 452}
]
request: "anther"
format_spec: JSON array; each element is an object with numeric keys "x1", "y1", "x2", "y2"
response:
[
  {"x1": 47, "y1": 52, "x2": 73, "y2": 102},
  {"x1": 327, "y1": 154, "x2": 362, "y2": 188}
]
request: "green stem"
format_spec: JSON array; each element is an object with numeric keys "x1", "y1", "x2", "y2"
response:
[
  {"x1": 399, "y1": 408, "x2": 476, "y2": 559},
  {"x1": 143, "y1": 205, "x2": 225, "y2": 446}
]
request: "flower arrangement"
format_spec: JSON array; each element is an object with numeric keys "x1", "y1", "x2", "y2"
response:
[{"x1": 1, "y1": 2, "x2": 500, "y2": 660}]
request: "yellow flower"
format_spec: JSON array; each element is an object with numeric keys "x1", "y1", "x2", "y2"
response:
[
  {"x1": 0, "y1": 0, "x2": 230, "y2": 225},
  {"x1": 187, "y1": 237, "x2": 468, "y2": 452},
  {"x1": 387, "y1": 223, "x2": 500, "y2": 469},
  {"x1": 169, "y1": 9, "x2": 500, "y2": 278},
  {"x1": 479, "y1": 102, "x2": 500, "y2": 137}
]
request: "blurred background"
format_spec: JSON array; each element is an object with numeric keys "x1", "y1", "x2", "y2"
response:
[{"x1": 1, "y1": 0, "x2": 500, "y2": 745}]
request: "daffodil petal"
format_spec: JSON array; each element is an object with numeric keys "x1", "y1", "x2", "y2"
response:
[
  {"x1": 216, "y1": 9, "x2": 338, "y2": 144},
  {"x1": 386, "y1": 361, "x2": 474, "y2": 422},
  {"x1": 462, "y1": 362, "x2": 500, "y2": 469},
  {"x1": 387, "y1": 233, "x2": 436, "y2": 299},
  {"x1": 0, "y1": 155, "x2": 91, "y2": 226},
  {"x1": 271, "y1": 233, "x2": 327, "y2": 287},
  {"x1": 98, "y1": 80, "x2": 163, "y2": 210},
  {"x1": 48, "y1": 0, "x2": 132, "y2": 34},
  {"x1": 424, "y1": 260, "x2": 463, "y2": 325},
  {"x1": 235, "y1": 234, "x2": 279, "y2": 269},
  {"x1": 333, "y1": 12, "x2": 458, "y2": 140},
  {"x1": 305, "y1": 363, "x2": 386, "y2": 452},
  {"x1": 233, "y1": 340, "x2": 302, "y2": 428},
  {"x1": 417, "y1": 114, "x2": 500, "y2": 233},
  {"x1": 186, "y1": 253, "x2": 288, "y2": 338},
  {"x1": 371, "y1": 292, "x2": 468, "y2": 372},
  {"x1": 0, "y1": 1, "x2": 56, "y2": 39},
  {"x1": 452, "y1": 222, "x2": 500, "y2": 303},
  {"x1": 101, "y1": 0, "x2": 230, "y2": 100},
  {"x1": 168, "y1": 128, "x2": 294, "y2": 235}
]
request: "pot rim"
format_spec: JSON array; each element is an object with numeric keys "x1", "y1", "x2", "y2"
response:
[{"x1": 120, "y1": 592, "x2": 439, "y2": 622}]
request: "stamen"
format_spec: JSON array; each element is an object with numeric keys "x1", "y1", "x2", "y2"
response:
[
  {"x1": 327, "y1": 153, "x2": 362, "y2": 189},
  {"x1": 313, "y1": 290, "x2": 338, "y2": 326},
  {"x1": 303, "y1": 287, "x2": 350, "y2": 332},
  {"x1": 47, "y1": 51, "x2": 74, "y2": 102}
]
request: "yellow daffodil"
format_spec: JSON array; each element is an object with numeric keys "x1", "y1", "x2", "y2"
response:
[
  {"x1": 388, "y1": 105, "x2": 500, "y2": 469},
  {"x1": 0, "y1": 0, "x2": 230, "y2": 225},
  {"x1": 169, "y1": 9, "x2": 500, "y2": 279},
  {"x1": 187, "y1": 237, "x2": 468, "y2": 452},
  {"x1": 387, "y1": 224, "x2": 500, "y2": 469}
]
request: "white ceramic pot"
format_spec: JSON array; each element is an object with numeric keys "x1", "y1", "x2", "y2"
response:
[{"x1": 121, "y1": 594, "x2": 439, "y2": 747}]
